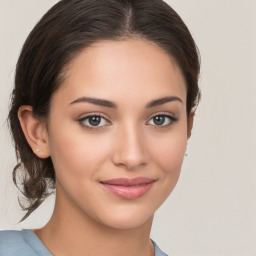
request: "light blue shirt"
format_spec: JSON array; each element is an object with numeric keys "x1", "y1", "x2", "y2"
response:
[{"x1": 0, "y1": 230, "x2": 168, "y2": 256}]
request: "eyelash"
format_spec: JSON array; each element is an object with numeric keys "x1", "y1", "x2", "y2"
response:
[
  {"x1": 146, "y1": 114, "x2": 178, "y2": 128},
  {"x1": 78, "y1": 113, "x2": 178, "y2": 130},
  {"x1": 78, "y1": 114, "x2": 111, "y2": 130}
]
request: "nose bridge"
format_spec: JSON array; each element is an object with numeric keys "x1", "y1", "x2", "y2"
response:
[{"x1": 112, "y1": 121, "x2": 148, "y2": 170}]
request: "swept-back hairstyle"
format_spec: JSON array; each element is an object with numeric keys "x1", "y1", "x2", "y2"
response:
[{"x1": 8, "y1": 0, "x2": 200, "y2": 221}]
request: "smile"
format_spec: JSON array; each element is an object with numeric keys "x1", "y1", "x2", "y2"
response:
[{"x1": 100, "y1": 177, "x2": 156, "y2": 199}]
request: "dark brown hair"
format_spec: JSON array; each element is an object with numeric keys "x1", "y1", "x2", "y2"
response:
[{"x1": 8, "y1": 0, "x2": 200, "y2": 221}]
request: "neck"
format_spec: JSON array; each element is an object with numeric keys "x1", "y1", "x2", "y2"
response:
[{"x1": 34, "y1": 185, "x2": 155, "y2": 256}]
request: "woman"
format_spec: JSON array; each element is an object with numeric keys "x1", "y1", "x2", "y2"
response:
[{"x1": 0, "y1": 0, "x2": 200, "y2": 255}]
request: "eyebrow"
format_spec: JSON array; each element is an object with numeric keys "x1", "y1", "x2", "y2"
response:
[
  {"x1": 70, "y1": 97, "x2": 117, "y2": 108},
  {"x1": 146, "y1": 96, "x2": 183, "y2": 108},
  {"x1": 70, "y1": 96, "x2": 182, "y2": 108}
]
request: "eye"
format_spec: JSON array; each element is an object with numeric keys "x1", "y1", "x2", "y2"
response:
[
  {"x1": 147, "y1": 114, "x2": 177, "y2": 127},
  {"x1": 79, "y1": 115, "x2": 110, "y2": 128}
]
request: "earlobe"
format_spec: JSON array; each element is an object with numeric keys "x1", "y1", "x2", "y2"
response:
[
  {"x1": 187, "y1": 112, "x2": 194, "y2": 139},
  {"x1": 18, "y1": 105, "x2": 50, "y2": 159}
]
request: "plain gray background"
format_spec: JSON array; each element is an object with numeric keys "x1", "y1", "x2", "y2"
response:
[{"x1": 0, "y1": 1, "x2": 255, "y2": 255}]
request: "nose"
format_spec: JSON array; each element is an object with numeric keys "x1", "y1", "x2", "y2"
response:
[{"x1": 111, "y1": 123, "x2": 149, "y2": 170}]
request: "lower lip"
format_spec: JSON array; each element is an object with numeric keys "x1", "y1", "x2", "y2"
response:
[{"x1": 101, "y1": 182, "x2": 155, "y2": 199}]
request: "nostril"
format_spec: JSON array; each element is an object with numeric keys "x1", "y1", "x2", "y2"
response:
[
  {"x1": 112, "y1": 150, "x2": 149, "y2": 170},
  {"x1": 111, "y1": 128, "x2": 149, "y2": 169}
]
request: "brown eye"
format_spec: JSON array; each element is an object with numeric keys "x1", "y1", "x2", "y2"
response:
[
  {"x1": 79, "y1": 115, "x2": 109, "y2": 128},
  {"x1": 88, "y1": 116, "x2": 102, "y2": 126}
]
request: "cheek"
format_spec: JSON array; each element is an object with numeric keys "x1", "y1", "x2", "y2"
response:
[
  {"x1": 150, "y1": 129, "x2": 187, "y2": 176},
  {"x1": 144, "y1": 127, "x2": 188, "y2": 211},
  {"x1": 47, "y1": 124, "x2": 110, "y2": 180}
]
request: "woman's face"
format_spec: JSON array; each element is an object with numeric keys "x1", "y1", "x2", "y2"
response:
[{"x1": 46, "y1": 38, "x2": 189, "y2": 229}]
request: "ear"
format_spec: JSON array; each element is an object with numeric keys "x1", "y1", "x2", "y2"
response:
[
  {"x1": 187, "y1": 112, "x2": 194, "y2": 139},
  {"x1": 18, "y1": 105, "x2": 50, "y2": 159}
]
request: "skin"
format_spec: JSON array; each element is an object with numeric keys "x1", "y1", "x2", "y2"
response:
[{"x1": 18, "y1": 38, "x2": 193, "y2": 256}]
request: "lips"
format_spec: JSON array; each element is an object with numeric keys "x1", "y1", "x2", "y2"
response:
[{"x1": 100, "y1": 177, "x2": 155, "y2": 199}]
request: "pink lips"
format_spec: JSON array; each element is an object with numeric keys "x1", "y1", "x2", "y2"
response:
[{"x1": 100, "y1": 177, "x2": 155, "y2": 199}]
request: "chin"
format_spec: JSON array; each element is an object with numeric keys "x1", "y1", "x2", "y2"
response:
[
  {"x1": 94, "y1": 205, "x2": 155, "y2": 230},
  {"x1": 102, "y1": 215, "x2": 153, "y2": 230}
]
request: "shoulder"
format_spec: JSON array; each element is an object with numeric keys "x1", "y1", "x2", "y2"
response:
[
  {"x1": 152, "y1": 240, "x2": 169, "y2": 256},
  {"x1": 0, "y1": 230, "x2": 38, "y2": 255},
  {"x1": 0, "y1": 230, "x2": 25, "y2": 249}
]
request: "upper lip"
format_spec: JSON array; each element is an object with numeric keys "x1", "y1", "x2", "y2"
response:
[{"x1": 100, "y1": 177, "x2": 156, "y2": 186}]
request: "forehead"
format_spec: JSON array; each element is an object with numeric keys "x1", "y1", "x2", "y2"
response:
[{"x1": 54, "y1": 38, "x2": 186, "y2": 105}]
